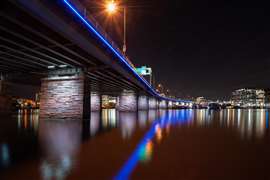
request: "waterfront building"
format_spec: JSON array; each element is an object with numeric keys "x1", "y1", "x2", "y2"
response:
[
  {"x1": 231, "y1": 88, "x2": 265, "y2": 108},
  {"x1": 195, "y1": 97, "x2": 208, "y2": 108},
  {"x1": 264, "y1": 89, "x2": 270, "y2": 108}
]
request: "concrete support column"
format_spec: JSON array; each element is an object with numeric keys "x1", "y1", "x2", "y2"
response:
[
  {"x1": 0, "y1": 95, "x2": 11, "y2": 113},
  {"x1": 172, "y1": 102, "x2": 178, "y2": 109},
  {"x1": 0, "y1": 79, "x2": 11, "y2": 113},
  {"x1": 0, "y1": 80, "x2": 4, "y2": 94},
  {"x1": 0, "y1": 74, "x2": 4, "y2": 94},
  {"x1": 117, "y1": 90, "x2": 137, "y2": 112},
  {"x1": 91, "y1": 92, "x2": 101, "y2": 111},
  {"x1": 40, "y1": 73, "x2": 90, "y2": 119},
  {"x1": 167, "y1": 101, "x2": 173, "y2": 109},
  {"x1": 138, "y1": 95, "x2": 149, "y2": 110},
  {"x1": 159, "y1": 100, "x2": 167, "y2": 109},
  {"x1": 149, "y1": 98, "x2": 157, "y2": 109}
]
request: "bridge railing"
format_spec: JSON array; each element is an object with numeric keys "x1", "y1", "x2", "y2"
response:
[{"x1": 67, "y1": 0, "x2": 136, "y2": 69}]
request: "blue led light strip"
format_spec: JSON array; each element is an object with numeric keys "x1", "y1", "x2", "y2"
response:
[{"x1": 62, "y1": 0, "x2": 191, "y2": 103}]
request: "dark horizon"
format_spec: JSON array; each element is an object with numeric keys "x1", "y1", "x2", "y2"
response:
[{"x1": 83, "y1": 0, "x2": 270, "y2": 100}]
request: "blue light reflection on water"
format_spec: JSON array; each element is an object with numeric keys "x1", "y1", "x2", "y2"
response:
[
  {"x1": 115, "y1": 110, "x2": 193, "y2": 180},
  {"x1": 266, "y1": 111, "x2": 269, "y2": 129}
]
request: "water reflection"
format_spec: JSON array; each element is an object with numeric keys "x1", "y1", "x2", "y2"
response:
[
  {"x1": 115, "y1": 110, "x2": 192, "y2": 179},
  {"x1": 90, "y1": 111, "x2": 100, "y2": 137},
  {"x1": 115, "y1": 109, "x2": 270, "y2": 179},
  {"x1": 39, "y1": 120, "x2": 81, "y2": 180},
  {"x1": 102, "y1": 109, "x2": 117, "y2": 129},
  {"x1": 119, "y1": 112, "x2": 137, "y2": 139},
  {"x1": 17, "y1": 109, "x2": 39, "y2": 131},
  {"x1": 190, "y1": 109, "x2": 270, "y2": 139},
  {"x1": 148, "y1": 110, "x2": 157, "y2": 123},
  {"x1": 82, "y1": 109, "x2": 117, "y2": 139},
  {"x1": 11, "y1": 109, "x2": 270, "y2": 142},
  {"x1": 1, "y1": 109, "x2": 270, "y2": 179},
  {"x1": 0, "y1": 144, "x2": 10, "y2": 168},
  {"x1": 138, "y1": 111, "x2": 148, "y2": 129},
  {"x1": 220, "y1": 109, "x2": 268, "y2": 139}
]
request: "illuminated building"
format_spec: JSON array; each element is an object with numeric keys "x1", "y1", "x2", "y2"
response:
[
  {"x1": 102, "y1": 95, "x2": 117, "y2": 109},
  {"x1": 195, "y1": 97, "x2": 208, "y2": 108},
  {"x1": 231, "y1": 88, "x2": 265, "y2": 108},
  {"x1": 264, "y1": 89, "x2": 270, "y2": 108}
]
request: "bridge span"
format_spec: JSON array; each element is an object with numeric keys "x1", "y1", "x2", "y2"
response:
[{"x1": 1, "y1": 0, "x2": 191, "y2": 119}]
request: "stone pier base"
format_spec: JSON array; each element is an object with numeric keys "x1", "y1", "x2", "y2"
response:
[
  {"x1": 40, "y1": 74, "x2": 90, "y2": 119},
  {"x1": 138, "y1": 95, "x2": 149, "y2": 110},
  {"x1": 0, "y1": 95, "x2": 12, "y2": 113},
  {"x1": 91, "y1": 92, "x2": 101, "y2": 111},
  {"x1": 167, "y1": 101, "x2": 173, "y2": 109},
  {"x1": 159, "y1": 100, "x2": 167, "y2": 109},
  {"x1": 149, "y1": 98, "x2": 157, "y2": 109},
  {"x1": 0, "y1": 79, "x2": 11, "y2": 113},
  {"x1": 117, "y1": 90, "x2": 137, "y2": 112},
  {"x1": 0, "y1": 80, "x2": 4, "y2": 94}
]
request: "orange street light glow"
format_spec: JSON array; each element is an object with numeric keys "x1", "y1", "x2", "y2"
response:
[{"x1": 106, "y1": 1, "x2": 117, "y2": 14}]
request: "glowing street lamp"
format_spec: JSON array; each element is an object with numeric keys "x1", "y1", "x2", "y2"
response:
[
  {"x1": 105, "y1": 0, "x2": 127, "y2": 55},
  {"x1": 106, "y1": 0, "x2": 117, "y2": 14}
]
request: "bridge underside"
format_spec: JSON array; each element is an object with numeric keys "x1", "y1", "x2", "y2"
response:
[
  {"x1": 0, "y1": 1, "x2": 146, "y2": 95},
  {"x1": 0, "y1": 1, "x2": 185, "y2": 117}
]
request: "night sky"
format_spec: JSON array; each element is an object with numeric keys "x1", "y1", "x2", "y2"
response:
[{"x1": 84, "y1": 0, "x2": 270, "y2": 100}]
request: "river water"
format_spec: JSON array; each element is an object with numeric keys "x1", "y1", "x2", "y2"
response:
[{"x1": 0, "y1": 109, "x2": 270, "y2": 179}]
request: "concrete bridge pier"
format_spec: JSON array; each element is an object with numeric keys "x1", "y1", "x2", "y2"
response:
[
  {"x1": 91, "y1": 92, "x2": 101, "y2": 111},
  {"x1": 159, "y1": 100, "x2": 167, "y2": 109},
  {"x1": 149, "y1": 98, "x2": 157, "y2": 109},
  {"x1": 138, "y1": 95, "x2": 149, "y2": 110},
  {"x1": 167, "y1": 101, "x2": 173, "y2": 109},
  {"x1": 0, "y1": 79, "x2": 4, "y2": 94},
  {"x1": 0, "y1": 78, "x2": 12, "y2": 114},
  {"x1": 40, "y1": 69, "x2": 90, "y2": 119},
  {"x1": 117, "y1": 90, "x2": 137, "y2": 112}
]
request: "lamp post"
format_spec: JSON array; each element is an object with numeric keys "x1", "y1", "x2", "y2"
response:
[
  {"x1": 106, "y1": 0, "x2": 127, "y2": 55},
  {"x1": 123, "y1": 6, "x2": 127, "y2": 55}
]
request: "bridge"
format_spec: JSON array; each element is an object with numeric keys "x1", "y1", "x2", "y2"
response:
[{"x1": 1, "y1": 0, "x2": 191, "y2": 119}]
